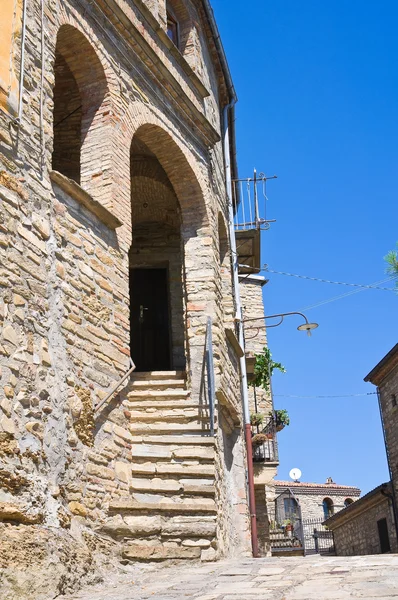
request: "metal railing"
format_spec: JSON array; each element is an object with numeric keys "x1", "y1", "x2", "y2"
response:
[
  {"x1": 94, "y1": 358, "x2": 136, "y2": 416},
  {"x1": 252, "y1": 416, "x2": 279, "y2": 463},
  {"x1": 232, "y1": 170, "x2": 277, "y2": 232},
  {"x1": 205, "y1": 316, "x2": 216, "y2": 436}
]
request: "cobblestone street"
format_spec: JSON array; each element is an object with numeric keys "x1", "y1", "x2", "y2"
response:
[{"x1": 62, "y1": 555, "x2": 398, "y2": 600}]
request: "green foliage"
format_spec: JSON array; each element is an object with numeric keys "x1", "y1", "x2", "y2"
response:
[
  {"x1": 250, "y1": 412, "x2": 265, "y2": 427},
  {"x1": 385, "y1": 243, "x2": 398, "y2": 290},
  {"x1": 251, "y1": 347, "x2": 286, "y2": 391},
  {"x1": 272, "y1": 409, "x2": 290, "y2": 428}
]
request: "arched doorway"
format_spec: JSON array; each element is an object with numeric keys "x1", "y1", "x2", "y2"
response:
[{"x1": 129, "y1": 135, "x2": 185, "y2": 372}]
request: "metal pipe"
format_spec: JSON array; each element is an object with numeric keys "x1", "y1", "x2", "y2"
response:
[
  {"x1": 223, "y1": 101, "x2": 259, "y2": 558},
  {"x1": 18, "y1": 0, "x2": 28, "y2": 123},
  {"x1": 94, "y1": 359, "x2": 136, "y2": 415}
]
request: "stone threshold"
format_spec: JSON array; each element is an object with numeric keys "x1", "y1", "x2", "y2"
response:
[{"x1": 50, "y1": 171, "x2": 122, "y2": 230}]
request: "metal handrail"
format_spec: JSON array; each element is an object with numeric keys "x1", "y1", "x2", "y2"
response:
[
  {"x1": 94, "y1": 358, "x2": 136, "y2": 416},
  {"x1": 205, "y1": 316, "x2": 216, "y2": 436}
]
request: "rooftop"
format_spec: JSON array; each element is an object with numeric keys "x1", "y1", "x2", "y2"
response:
[{"x1": 275, "y1": 479, "x2": 361, "y2": 494}]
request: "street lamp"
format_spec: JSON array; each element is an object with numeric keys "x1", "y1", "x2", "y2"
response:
[{"x1": 243, "y1": 311, "x2": 319, "y2": 337}]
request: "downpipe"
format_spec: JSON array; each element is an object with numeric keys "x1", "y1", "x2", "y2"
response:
[{"x1": 223, "y1": 101, "x2": 259, "y2": 558}]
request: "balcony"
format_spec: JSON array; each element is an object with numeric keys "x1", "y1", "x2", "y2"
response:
[
  {"x1": 252, "y1": 417, "x2": 279, "y2": 464},
  {"x1": 232, "y1": 171, "x2": 276, "y2": 274}
]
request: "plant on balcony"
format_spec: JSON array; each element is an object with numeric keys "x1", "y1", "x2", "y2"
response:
[
  {"x1": 272, "y1": 408, "x2": 290, "y2": 432},
  {"x1": 251, "y1": 347, "x2": 286, "y2": 392},
  {"x1": 251, "y1": 432, "x2": 273, "y2": 446},
  {"x1": 250, "y1": 412, "x2": 265, "y2": 427}
]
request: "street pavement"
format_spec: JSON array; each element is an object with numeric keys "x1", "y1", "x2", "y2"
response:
[{"x1": 62, "y1": 554, "x2": 398, "y2": 600}]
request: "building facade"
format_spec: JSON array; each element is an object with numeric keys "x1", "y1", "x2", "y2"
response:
[
  {"x1": 0, "y1": 1, "x2": 260, "y2": 595},
  {"x1": 274, "y1": 479, "x2": 361, "y2": 524},
  {"x1": 325, "y1": 482, "x2": 398, "y2": 556},
  {"x1": 365, "y1": 344, "x2": 398, "y2": 514}
]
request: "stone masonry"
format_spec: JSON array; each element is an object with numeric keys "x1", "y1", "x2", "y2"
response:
[
  {"x1": 0, "y1": 1, "x2": 253, "y2": 597},
  {"x1": 365, "y1": 344, "x2": 398, "y2": 512}
]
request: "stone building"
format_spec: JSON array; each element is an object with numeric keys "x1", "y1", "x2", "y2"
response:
[
  {"x1": 0, "y1": 0, "x2": 268, "y2": 594},
  {"x1": 325, "y1": 482, "x2": 398, "y2": 556},
  {"x1": 365, "y1": 344, "x2": 398, "y2": 517},
  {"x1": 274, "y1": 478, "x2": 360, "y2": 524},
  {"x1": 325, "y1": 345, "x2": 398, "y2": 557}
]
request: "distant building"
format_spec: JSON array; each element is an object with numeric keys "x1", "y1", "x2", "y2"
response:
[
  {"x1": 365, "y1": 344, "x2": 398, "y2": 517},
  {"x1": 325, "y1": 482, "x2": 398, "y2": 555},
  {"x1": 270, "y1": 478, "x2": 360, "y2": 556},
  {"x1": 274, "y1": 478, "x2": 360, "y2": 523},
  {"x1": 325, "y1": 345, "x2": 398, "y2": 556}
]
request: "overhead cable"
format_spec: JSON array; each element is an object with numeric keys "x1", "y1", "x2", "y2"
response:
[
  {"x1": 274, "y1": 392, "x2": 377, "y2": 399},
  {"x1": 265, "y1": 268, "x2": 397, "y2": 291}
]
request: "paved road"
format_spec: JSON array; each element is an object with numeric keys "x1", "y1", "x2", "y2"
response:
[{"x1": 63, "y1": 555, "x2": 398, "y2": 600}]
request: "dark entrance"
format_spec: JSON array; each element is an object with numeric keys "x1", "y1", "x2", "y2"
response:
[
  {"x1": 377, "y1": 518, "x2": 391, "y2": 553},
  {"x1": 130, "y1": 268, "x2": 171, "y2": 371}
]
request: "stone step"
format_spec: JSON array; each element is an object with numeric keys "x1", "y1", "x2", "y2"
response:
[
  {"x1": 129, "y1": 477, "x2": 215, "y2": 496},
  {"x1": 128, "y1": 378, "x2": 186, "y2": 390},
  {"x1": 122, "y1": 543, "x2": 201, "y2": 561},
  {"x1": 124, "y1": 398, "x2": 206, "y2": 409},
  {"x1": 127, "y1": 407, "x2": 212, "y2": 422},
  {"x1": 129, "y1": 420, "x2": 217, "y2": 435},
  {"x1": 127, "y1": 389, "x2": 190, "y2": 400},
  {"x1": 130, "y1": 462, "x2": 215, "y2": 478},
  {"x1": 138, "y1": 434, "x2": 215, "y2": 446},
  {"x1": 131, "y1": 371, "x2": 185, "y2": 380},
  {"x1": 100, "y1": 514, "x2": 217, "y2": 541},
  {"x1": 129, "y1": 443, "x2": 214, "y2": 461},
  {"x1": 109, "y1": 498, "x2": 217, "y2": 514}
]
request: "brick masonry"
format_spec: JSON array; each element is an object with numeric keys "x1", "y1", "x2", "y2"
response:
[{"x1": 0, "y1": 0, "x2": 252, "y2": 591}]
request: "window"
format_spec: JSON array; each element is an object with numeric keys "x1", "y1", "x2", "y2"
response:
[
  {"x1": 284, "y1": 497, "x2": 299, "y2": 520},
  {"x1": 167, "y1": 13, "x2": 179, "y2": 47},
  {"x1": 323, "y1": 498, "x2": 334, "y2": 519},
  {"x1": 392, "y1": 394, "x2": 397, "y2": 408},
  {"x1": 344, "y1": 498, "x2": 354, "y2": 508}
]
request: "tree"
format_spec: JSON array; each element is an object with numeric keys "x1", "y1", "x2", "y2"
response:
[{"x1": 385, "y1": 243, "x2": 398, "y2": 289}]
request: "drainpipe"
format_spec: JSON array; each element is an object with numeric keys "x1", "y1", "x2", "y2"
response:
[
  {"x1": 377, "y1": 388, "x2": 398, "y2": 545},
  {"x1": 223, "y1": 101, "x2": 259, "y2": 558},
  {"x1": 202, "y1": 0, "x2": 259, "y2": 558}
]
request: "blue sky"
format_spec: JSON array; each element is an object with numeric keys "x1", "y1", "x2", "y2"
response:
[{"x1": 212, "y1": 0, "x2": 398, "y2": 494}]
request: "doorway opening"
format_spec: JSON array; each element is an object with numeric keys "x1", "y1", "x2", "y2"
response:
[
  {"x1": 130, "y1": 268, "x2": 171, "y2": 371},
  {"x1": 129, "y1": 135, "x2": 185, "y2": 373}
]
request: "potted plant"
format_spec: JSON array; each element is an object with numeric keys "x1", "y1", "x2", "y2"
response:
[
  {"x1": 283, "y1": 519, "x2": 294, "y2": 537},
  {"x1": 272, "y1": 409, "x2": 290, "y2": 432},
  {"x1": 250, "y1": 412, "x2": 265, "y2": 428},
  {"x1": 251, "y1": 432, "x2": 273, "y2": 447}
]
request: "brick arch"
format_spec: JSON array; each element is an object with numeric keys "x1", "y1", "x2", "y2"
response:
[
  {"x1": 131, "y1": 123, "x2": 208, "y2": 234},
  {"x1": 52, "y1": 24, "x2": 113, "y2": 203}
]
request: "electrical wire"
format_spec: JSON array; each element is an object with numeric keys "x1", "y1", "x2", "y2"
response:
[
  {"x1": 274, "y1": 392, "x2": 377, "y2": 399},
  {"x1": 265, "y1": 268, "x2": 397, "y2": 291},
  {"x1": 299, "y1": 277, "x2": 395, "y2": 312}
]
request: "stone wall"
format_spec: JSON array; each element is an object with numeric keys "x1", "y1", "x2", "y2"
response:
[
  {"x1": 274, "y1": 483, "x2": 361, "y2": 523},
  {"x1": 326, "y1": 486, "x2": 398, "y2": 556},
  {"x1": 240, "y1": 276, "x2": 272, "y2": 417},
  {"x1": 378, "y1": 363, "x2": 398, "y2": 504},
  {"x1": 0, "y1": 0, "x2": 250, "y2": 592}
]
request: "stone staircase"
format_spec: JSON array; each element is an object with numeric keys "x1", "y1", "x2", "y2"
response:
[
  {"x1": 270, "y1": 530, "x2": 304, "y2": 557},
  {"x1": 109, "y1": 371, "x2": 218, "y2": 561}
]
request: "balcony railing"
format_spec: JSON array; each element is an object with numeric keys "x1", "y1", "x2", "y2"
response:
[
  {"x1": 232, "y1": 171, "x2": 276, "y2": 232},
  {"x1": 252, "y1": 416, "x2": 279, "y2": 463}
]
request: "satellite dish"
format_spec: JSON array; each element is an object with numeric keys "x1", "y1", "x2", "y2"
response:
[{"x1": 289, "y1": 468, "x2": 302, "y2": 482}]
